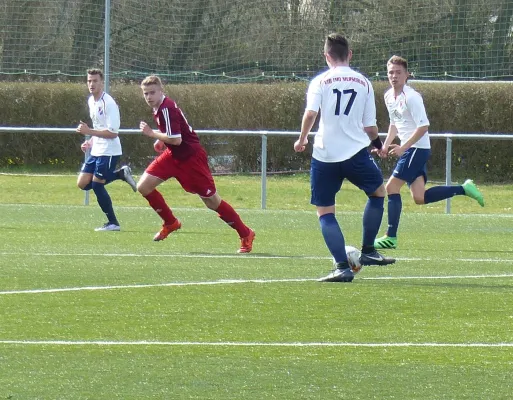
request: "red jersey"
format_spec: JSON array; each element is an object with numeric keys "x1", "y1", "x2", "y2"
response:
[{"x1": 153, "y1": 96, "x2": 203, "y2": 161}]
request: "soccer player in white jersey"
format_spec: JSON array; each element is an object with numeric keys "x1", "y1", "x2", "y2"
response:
[
  {"x1": 373, "y1": 56, "x2": 484, "y2": 250},
  {"x1": 294, "y1": 33, "x2": 395, "y2": 283},
  {"x1": 76, "y1": 68, "x2": 137, "y2": 231}
]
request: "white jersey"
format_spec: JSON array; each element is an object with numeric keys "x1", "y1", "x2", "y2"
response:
[
  {"x1": 384, "y1": 85, "x2": 430, "y2": 149},
  {"x1": 88, "y1": 92, "x2": 122, "y2": 156},
  {"x1": 306, "y1": 66, "x2": 377, "y2": 162}
]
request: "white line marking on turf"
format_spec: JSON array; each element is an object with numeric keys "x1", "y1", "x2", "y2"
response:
[
  {"x1": 1, "y1": 274, "x2": 512, "y2": 296},
  {"x1": 1, "y1": 252, "x2": 513, "y2": 263},
  {"x1": 0, "y1": 340, "x2": 511, "y2": 347},
  {"x1": 0, "y1": 278, "x2": 316, "y2": 295},
  {"x1": 1, "y1": 202, "x2": 513, "y2": 217},
  {"x1": 0, "y1": 252, "x2": 330, "y2": 260}
]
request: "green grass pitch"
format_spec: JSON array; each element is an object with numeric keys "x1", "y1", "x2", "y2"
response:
[{"x1": 0, "y1": 173, "x2": 512, "y2": 399}]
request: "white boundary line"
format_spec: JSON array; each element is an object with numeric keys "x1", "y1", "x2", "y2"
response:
[
  {"x1": 1, "y1": 251, "x2": 513, "y2": 263},
  {"x1": 0, "y1": 278, "x2": 313, "y2": 295},
  {"x1": 0, "y1": 340, "x2": 512, "y2": 347},
  {"x1": 1, "y1": 274, "x2": 513, "y2": 296},
  {"x1": 1, "y1": 202, "x2": 513, "y2": 217}
]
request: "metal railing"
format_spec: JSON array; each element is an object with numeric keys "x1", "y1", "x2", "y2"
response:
[{"x1": 1, "y1": 127, "x2": 512, "y2": 212}]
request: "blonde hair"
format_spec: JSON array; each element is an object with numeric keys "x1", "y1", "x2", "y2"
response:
[
  {"x1": 387, "y1": 55, "x2": 408, "y2": 71},
  {"x1": 141, "y1": 75, "x2": 163, "y2": 88}
]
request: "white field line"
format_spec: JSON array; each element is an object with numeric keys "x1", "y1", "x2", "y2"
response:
[
  {"x1": 0, "y1": 173, "x2": 77, "y2": 177},
  {"x1": 1, "y1": 251, "x2": 513, "y2": 264},
  {"x1": 1, "y1": 274, "x2": 513, "y2": 296},
  {"x1": 0, "y1": 278, "x2": 314, "y2": 295},
  {"x1": 1, "y1": 202, "x2": 513, "y2": 217},
  {"x1": 0, "y1": 340, "x2": 512, "y2": 348}
]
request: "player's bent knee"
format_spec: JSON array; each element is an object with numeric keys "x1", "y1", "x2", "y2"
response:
[
  {"x1": 371, "y1": 185, "x2": 387, "y2": 198},
  {"x1": 201, "y1": 195, "x2": 221, "y2": 210},
  {"x1": 413, "y1": 196, "x2": 425, "y2": 205},
  {"x1": 77, "y1": 179, "x2": 90, "y2": 190},
  {"x1": 137, "y1": 187, "x2": 149, "y2": 196},
  {"x1": 137, "y1": 183, "x2": 154, "y2": 197}
]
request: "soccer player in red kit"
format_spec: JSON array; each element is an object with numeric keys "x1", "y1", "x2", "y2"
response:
[{"x1": 137, "y1": 75, "x2": 255, "y2": 253}]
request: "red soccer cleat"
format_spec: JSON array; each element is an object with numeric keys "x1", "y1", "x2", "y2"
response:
[
  {"x1": 153, "y1": 219, "x2": 182, "y2": 241},
  {"x1": 237, "y1": 229, "x2": 255, "y2": 254}
]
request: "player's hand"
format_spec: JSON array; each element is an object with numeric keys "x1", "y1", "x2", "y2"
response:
[
  {"x1": 80, "y1": 141, "x2": 92, "y2": 153},
  {"x1": 76, "y1": 121, "x2": 91, "y2": 135},
  {"x1": 388, "y1": 144, "x2": 404, "y2": 157},
  {"x1": 140, "y1": 121, "x2": 154, "y2": 137},
  {"x1": 371, "y1": 146, "x2": 389, "y2": 158},
  {"x1": 294, "y1": 137, "x2": 308, "y2": 152},
  {"x1": 379, "y1": 147, "x2": 389, "y2": 158},
  {"x1": 153, "y1": 139, "x2": 166, "y2": 153}
]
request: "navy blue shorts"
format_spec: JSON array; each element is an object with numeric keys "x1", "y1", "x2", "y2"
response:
[
  {"x1": 310, "y1": 147, "x2": 384, "y2": 207},
  {"x1": 392, "y1": 148, "x2": 430, "y2": 185},
  {"x1": 81, "y1": 155, "x2": 120, "y2": 181}
]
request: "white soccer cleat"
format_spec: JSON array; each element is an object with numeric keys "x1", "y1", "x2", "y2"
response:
[
  {"x1": 94, "y1": 223, "x2": 121, "y2": 231},
  {"x1": 120, "y1": 165, "x2": 137, "y2": 192}
]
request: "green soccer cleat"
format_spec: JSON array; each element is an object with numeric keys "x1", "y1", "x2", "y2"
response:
[
  {"x1": 374, "y1": 235, "x2": 398, "y2": 250},
  {"x1": 462, "y1": 179, "x2": 484, "y2": 207}
]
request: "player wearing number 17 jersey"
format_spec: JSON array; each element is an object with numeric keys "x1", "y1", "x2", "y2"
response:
[
  {"x1": 294, "y1": 33, "x2": 395, "y2": 283},
  {"x1": 136, "y1": 75, "x2": 254, "y2": 253}
]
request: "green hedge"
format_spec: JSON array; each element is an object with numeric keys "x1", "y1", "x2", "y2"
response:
[{"x1": 0, "y1": 81, "x2": 512, "y2": 181}]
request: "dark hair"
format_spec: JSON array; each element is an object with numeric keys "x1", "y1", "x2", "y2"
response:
[
  {"x1": 324, "y1": 33, "x2": 350, "y2": 62},
  {"x1": 86, "y1": 68, "x2": 104, "y2": 80}
]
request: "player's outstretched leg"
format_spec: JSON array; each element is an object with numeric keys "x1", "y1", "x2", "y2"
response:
[
  {"x1": 92, "y1": 181, "x2": 120, "y2": 231},
  {"x1": 375, "y1": 193, "x2": 401, "y2": 249},
  {"x1": 462, "y1": 179, "x2": 484, "y2": 207},
  {"x1": 374, "y1": 235, "x2": 398, "y2": 249},
  {"x1": 318, "y1": 261, "x2": 354, "y2": 283},
  {"x1": 119, "y1": 165, "x2": 137, "y2": 192},
  {"x1": 214, "y1": 199, "x2": 255, "y2": 253},
  {"x1": 143, "y1": 190, "x2": 181, "y2": 241}
]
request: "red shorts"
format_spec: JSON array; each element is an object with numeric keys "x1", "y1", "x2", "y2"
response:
[{"x1": 145, "y1": 148, "x2": 216, "y2": 197}]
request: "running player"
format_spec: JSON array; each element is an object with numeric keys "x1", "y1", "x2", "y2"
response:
[
  {"x1": 374, "y1": 55, "x2": 484, "y2": 250},
  {"x1": 76, "y1": 68, "x2": 137, "y2": 231},
  {"x1": 136, "y1": 75, "x2": 255, "y2": 253}
]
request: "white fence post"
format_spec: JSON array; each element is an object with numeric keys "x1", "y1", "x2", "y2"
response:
[
  {"x1": 260, "y1": 133, "x2": 268, "y2": 209},
  {"x1": 445, "y1": 136, "x2": 453, "y2": 214}
]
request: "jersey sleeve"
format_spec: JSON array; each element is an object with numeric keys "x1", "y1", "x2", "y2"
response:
[
  {"x1": 408, "y1": 93, "x2": 430, "y2": 128},
  {"x1": 104, "y1": 96, "x2": 120, "y2": 133},
  {"x1": 362, "y1": 80, "x2": 377, "y2": 128},
  {"x1": 305, "y1": 75, "x2": 322, "y2": 112},
  {"x1": 160, "y1": 106, "x2": 183, "y2": 138}
]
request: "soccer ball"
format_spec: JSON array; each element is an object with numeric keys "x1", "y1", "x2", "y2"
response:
[{"x1": 345, "y1": 245, "x2": 362, "y2": 274}]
